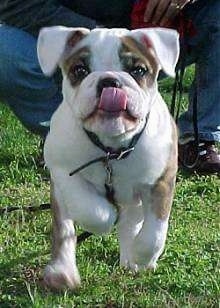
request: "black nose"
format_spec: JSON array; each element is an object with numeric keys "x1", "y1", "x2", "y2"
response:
[{"x1": 97, "y1": 77, "x2": 122, "y2": 96}]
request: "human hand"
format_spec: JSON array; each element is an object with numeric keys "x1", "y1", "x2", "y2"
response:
[{"x1": 144, "y1": 0, "x2": 190, "y2": 27}]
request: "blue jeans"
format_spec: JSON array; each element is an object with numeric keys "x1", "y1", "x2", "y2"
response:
[
  {"x1": 0, "y1": 1, "x2": 219, "y2": 141},
  {"x1": 0, "y1": 26, "x2": 62, "y2": 137},
  {"x1": 178, "y1": 0, "x2": 220, "y2": 142}
]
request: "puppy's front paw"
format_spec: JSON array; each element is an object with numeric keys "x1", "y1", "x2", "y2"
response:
[
  {"x1": 130, "y1": 261, "x2": 157, "y2": 272},
  {"x1": 43, "y1": 261, "x2": 81, "y2": 290},
  {"x1": 130, "y1": 235, "x2": 160, "y2": 270},
  {"x1": 120, "y1": 253, "x2": 157, "y2": 272},
  {"x1": 121, "y1": 259, "x2": 157, "y2": 272}
]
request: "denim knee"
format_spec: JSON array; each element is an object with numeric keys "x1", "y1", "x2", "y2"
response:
[{"x1": 0, "y1": 25, "x2": 62, "y2": 136}]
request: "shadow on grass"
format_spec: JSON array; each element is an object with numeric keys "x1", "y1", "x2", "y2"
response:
[
  {"x1": 176, "y1": 167, "x2": 218, "y2": 180},
  {"x1": 0, "y1": 251, "x2": 46, "y2": 306},
  {"x1": 0, "y1": 233, "x2": 120, "y2": 292}
]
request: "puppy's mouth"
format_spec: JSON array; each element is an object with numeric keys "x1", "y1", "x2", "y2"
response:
[
  {"x1": 99, "y1": 87, "x2": 128, "y2": 113},
  {"x1": 85, "y1": 87, "x2": 137, "y2": 122}
]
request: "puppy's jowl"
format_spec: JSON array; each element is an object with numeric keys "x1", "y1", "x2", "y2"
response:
[{"x1": 37, "y1": 26, "x2": 179, "y2": 290}]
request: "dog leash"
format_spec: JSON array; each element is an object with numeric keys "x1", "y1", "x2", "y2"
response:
[
  {"x1": 69, "y1": 114, "x2": 149, "y2": 203},
  {"x1": 69, "y1": 147, "x2": 134, "y2": 177},
  {"x1": 0, "y1": 202, "x2": 92, "y2": 244},
  {"x1": 0, "y1": 119, "x2": 148, "y2": 245},
  {"x1": 1, "y1": 113, "x2": 150, "y2": 247},
  {"x1": 68, "y1": 114, "x2": 150, "y2": 241},
  {"x1": 0, "y1": 203, "x2": 51, "y2": 215}
]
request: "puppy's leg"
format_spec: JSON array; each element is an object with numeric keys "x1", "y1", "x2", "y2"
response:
[
  {"x1": 52, "y1": 170, "x2": 118, "y2": 234},
  {"x1": 117, "y1": 204, "x2": 143, "y2": 268},
  {"x1": 132, "y1": 163, "x2": 177, "y2": 270},
  {"x1": 44, "y1": 182, "x2": 80, "y2": 290}
]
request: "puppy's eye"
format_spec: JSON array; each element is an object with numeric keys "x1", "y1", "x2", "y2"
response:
[
  {"x1": 70, "y1": 64, "x2": 90, "y2": 80},
  {"x1": 130, "y1": 66, "x2": 148, "y2": 79}
]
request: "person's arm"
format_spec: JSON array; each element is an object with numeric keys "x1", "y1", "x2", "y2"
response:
[{"x1": 143, "y1": 0, "x2": 193, "y2": 27}]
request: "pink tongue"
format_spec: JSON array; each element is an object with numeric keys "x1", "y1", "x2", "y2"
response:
[{"x1": 98, "y1": 87, "x2": 127, "y2": 112}]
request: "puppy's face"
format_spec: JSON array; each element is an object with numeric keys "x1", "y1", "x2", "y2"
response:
[
  {"x1": 38, "y1": 27, "x2": 179, "y2": 145},
  {"x1": 62, "y1": 30, "x2": 160, "y2": 141}
]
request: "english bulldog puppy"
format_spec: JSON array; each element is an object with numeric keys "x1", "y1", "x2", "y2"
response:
[{"x1": 37, "y1": 26, "x2": 179, "y2": 290}]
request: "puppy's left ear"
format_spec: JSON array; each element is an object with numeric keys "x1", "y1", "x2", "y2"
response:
[
  {"x1": 130, "y1": 28, "x2": 180, "y2": 77},
  {"x1": 37, "y1": 26, "x2": 90, "y2": 76}
]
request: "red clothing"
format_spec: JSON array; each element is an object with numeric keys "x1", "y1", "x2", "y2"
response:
[{"x1": 131, "y1": 0, "x2": 196, "y2": 39}]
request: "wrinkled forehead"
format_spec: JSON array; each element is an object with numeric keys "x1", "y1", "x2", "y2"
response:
[{"x1": 70, "y1": 28, "x2": 130, "y2": 70}]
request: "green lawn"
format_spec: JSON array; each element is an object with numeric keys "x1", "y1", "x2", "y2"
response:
[{"x1": 0, "y1": 70, "x2": 219, "y2": 307}]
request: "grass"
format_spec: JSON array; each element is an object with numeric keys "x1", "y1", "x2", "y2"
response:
[{"x1": 0, "y1": 68, "x2": 219, "y2": 307}]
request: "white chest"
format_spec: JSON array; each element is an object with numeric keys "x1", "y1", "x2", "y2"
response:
[{"x1": 79, "y1": 134, "x2": 171, "y2": 206}]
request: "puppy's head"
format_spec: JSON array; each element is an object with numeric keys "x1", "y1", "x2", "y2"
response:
[{"x1": 37, "y1": 27, "x2": 179, "y2": 147}]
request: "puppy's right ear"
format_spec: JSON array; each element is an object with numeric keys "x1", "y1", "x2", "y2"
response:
[{"x1": 37, "y1": 26, "x2": 90, "y2": 76}]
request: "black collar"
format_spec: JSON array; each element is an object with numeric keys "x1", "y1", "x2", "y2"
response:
[
  {"x1": 69, "y1": 113, "x2": 149, "y2": 176},
  {"x1": 84, "y1": 113, "x2": 149, "y2": 160}
]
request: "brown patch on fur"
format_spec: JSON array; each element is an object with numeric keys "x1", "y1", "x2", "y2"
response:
[
  {"x1": 67, "y1": 30, "x2": 87, "y2": 47},
  {"x1": 63, "y1": 46, "x2": 91, "y2": 87},
  {"x1": 120, "y1": 36, "x2": 159, "y2": 82},
  {"x1": 50, "y1": 181, "x2": 63, "y2": 259},
  {"x1": 63, "y1": 46, "x2": 90, "y2": 72},
  {"x1": 151, "y1": 119, "x2": 178, "y2": 220}
]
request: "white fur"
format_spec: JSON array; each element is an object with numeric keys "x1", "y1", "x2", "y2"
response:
[
  {"x1": 44, "y1": 218, "x2": 81, "y2": 289},
  {"x1": 37, "y1": 27, "x2": 179, "y2": 289}
]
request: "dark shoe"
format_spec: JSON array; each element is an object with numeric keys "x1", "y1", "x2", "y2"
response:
[{"x1": 178, "y1": 140, "x2": 220, "y2": 175}]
